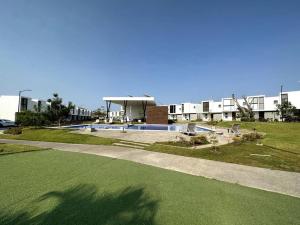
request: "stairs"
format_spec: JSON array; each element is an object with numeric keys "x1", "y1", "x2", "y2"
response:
[{"x1": 113, "y1": 140, "x2": 150, "y2": 149}]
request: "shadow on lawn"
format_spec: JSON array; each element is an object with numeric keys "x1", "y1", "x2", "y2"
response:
[{"x1": 0, "y1": 184, "x2": 159, "y2": 225}]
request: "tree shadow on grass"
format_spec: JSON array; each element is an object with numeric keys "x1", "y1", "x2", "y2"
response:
[{"x1": 1, "y1": 184, "x2": 159, "y2": 225}]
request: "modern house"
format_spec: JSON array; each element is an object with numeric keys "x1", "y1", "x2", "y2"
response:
[
  {"x1": 0, "y1": 95, "x2": 48, "y2": 121},
  {"x1": 0, "y1": 95, "x2": 92, "y2": 122},
  {"x1": 168, "y1": 90, "x2": 300, "y2": 122},
  {"x1": 168, "y1": 103, "x2": 201, "y2": 121},
  {"x1": 69, "y1": 107, "x2": 92, "y2": 121}
]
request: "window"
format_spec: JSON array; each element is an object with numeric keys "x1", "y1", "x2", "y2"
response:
[
  {"x1": 281, "y1": 94, "x2": 288, "y2": 103},
  {"x1": 20, "y1": 98, "x2": 28, "y2": 111},
  {"x1": 225, "y1": 113, "x2": 228, "y2": 119},
  {"x1": 274, "y1": 100, "x2": 278, "y2": 105},
  {"x1": 258, "y1": 97, "x2": 264, "y2": 110},
  {"x1": 203, "y1": 102, "x2": 209, "y2": 112},
  {"x1": 218, "y1": 104, "x2": 221, "y2": 108},
  {"x1": 249, "y1": 97, "x2": 264, "y2": 110},
  {"x1": 194, "y1": 106, "x2": 196, "y2": 109},
  {"x1": 182, "y1": 104, "x2": 185, "y2": 113},
  {"x1": 170, "y1": 105, "x2": 176, "y2": 113}
]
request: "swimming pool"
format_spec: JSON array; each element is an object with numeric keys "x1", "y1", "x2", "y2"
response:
[{"x1": 64, "y1": 124, "x2": 212, "y2": 132}]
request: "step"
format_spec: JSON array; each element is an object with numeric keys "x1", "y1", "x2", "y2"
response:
[
  {"x1": 113, "y1": 143, "x2": 145, "y2": 149},
  {"x1": 119, "y1": 140, "x2": 150, "y2": 147}
]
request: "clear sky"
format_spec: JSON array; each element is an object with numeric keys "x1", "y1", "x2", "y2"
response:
[{"x1": 1, "y1": 0, "x2": 300, "y2": 109}]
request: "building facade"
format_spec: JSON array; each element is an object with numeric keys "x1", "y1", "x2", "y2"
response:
[
  {"x1": 168, "y1": 103, "x2": 202, "y2": 121},
  {"x1": 168, "y1": 90, "x2": 300, "y2": 122},
  {"x1": 69, "y1": 107, "x2": 92, "y2": 121},
  {"x1": 0, "y1": 95, "x2": 91, "y2": 122},
  {"x1": 0, "y1": 95, "x2": 48, "y2": 121}
]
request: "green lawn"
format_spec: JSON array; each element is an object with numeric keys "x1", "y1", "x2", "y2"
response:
[
  {"x1": 0, "y1": 143, "x2": 48, "y2": 155},
  {"x1": 0, "y1": 150, "x2": 299, "y2": 225},
  {"x1": 145, "y1": 122, "x2": 300, "y2": 172},
  {"x1": 1, "y1": 124, "x2": 300, "y2": 172},
  {"x1": 0, "y1": 128, "x2": 119, "y2": 145},
  {"x1": 147, "y1": 142, "x2": 300, "y2": 172},
  {"x1": 215, "y1": 121, "x2": 300, "y2": 154}
]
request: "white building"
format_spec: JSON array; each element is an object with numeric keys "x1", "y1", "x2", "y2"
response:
[
  {"x1": 168, "y1": 90, "x2": 300, "y2": 122},
  {"x1": 168, "y1": 103, "x2": 201, "y2": 121},
  {"x1": 0, "y1": 95, "x2": 92, "y2": 122},
  {"x1": 69, "y1": 107, "x2": 92, "y2": 121},
  {"x1": 0, "y1": 95, "x2": 48, "y2": 121}
]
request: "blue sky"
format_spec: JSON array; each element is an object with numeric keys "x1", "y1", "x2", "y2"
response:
[{"x1": 1, "y1": 0, "x2": 300, "y2": 109}]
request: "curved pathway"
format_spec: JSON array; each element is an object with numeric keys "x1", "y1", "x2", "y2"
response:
[{"x1": 1, "y1": 139, "x2": 299, "y2": 198}]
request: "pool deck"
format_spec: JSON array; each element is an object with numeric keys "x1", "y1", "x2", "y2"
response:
[
  {"x1": 73, "y1": 128, "x2": 231, "y2": 145},
  {"x1": 73, "y1": 129, "x2": 190, "y2": 143}
]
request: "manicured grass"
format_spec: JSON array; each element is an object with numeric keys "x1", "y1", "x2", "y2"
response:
[
  {"x1": 0, "y1": 128, "x2": 119, "y2": 145},
  {"x1": 0, "y1": 143, "x2": 48, "y2": 155},
  {"x1": 144, "y1": 121, "x2": 300, "y2": 172},
  {"x1": 147, "y1": 142, "x2": 300, "y2": 172},
  {"x1": 156, "y1": 141, "x2": 195, "y2": 147},
  {"x1": 215, "y1": 121, "x2": 300, "y2": 154},
  {"x1": 0, "y1": 150, "x2": 299, "y2": 225}
]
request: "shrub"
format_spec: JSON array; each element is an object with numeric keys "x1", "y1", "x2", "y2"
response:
[
  {"x1": 4, "y1": 127, "x2": 23, "y2": 135},
  {"x1": 168, "y1": 119, "x2": 176, "y2": 124},
  {"x1": 177, "y1": 136, "x2": 190, "y2": 145},
  {"x1": 242, "y1": 132, "x2": 264, "y2": 142},
  {"x1": 190, "y1": 135, "x2": 209, "y2": 145},
  {"x1": 232, "y1": 136, "x2": 242, "y2": 144},
  {"x1": 206, "y1": 121, "x2": 218, "y2": 126},
  {"x1": 16, "y1": 111, "x2": 50, "y2": 127}
]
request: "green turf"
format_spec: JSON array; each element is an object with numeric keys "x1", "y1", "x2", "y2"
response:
[
  {"x1": 214, "y1": 121, "x2": 300, "y2": 154},
  {"x1": 146, "y1": 122, "x2": 300, "y2": 172},
  {"x1": 147, "y1": 142, "x2": 300, "y2": 172},
  {"x1": 0, "y1": 150, "x2": 299, "y2": 225},
  {"x1": 0, "y1": 128, "x2": 119, "y2": 145},
  {"x1": 0, "y1": 143, "x2": 48, "y2": 155}
]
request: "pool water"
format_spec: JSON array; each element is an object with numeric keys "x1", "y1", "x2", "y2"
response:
[{"x1": 64, "y1": 124, "x2": 212, "y2": 132}]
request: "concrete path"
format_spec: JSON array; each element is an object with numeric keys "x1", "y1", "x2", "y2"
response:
[{"x1": 1, "y1": 139, "x2": 300, "y2": 198}]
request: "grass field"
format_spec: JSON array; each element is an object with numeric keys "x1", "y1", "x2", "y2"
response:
[
  {"x1": 0, "y1": 150, "x2": 299, "y2": 225},
  {"x1": 214, "y1": 121, "x2": 300, "y2": 154},
  {"x1": 0, "y1": 128, "x2": 119, "y2": 145},
  {"x1": 0, "y1": 143, "x2": 48, "y2": 155},
  {"x1": 147, "y1": 142, "x2": 300, "y2": 172},
  {"x1": 1, "y1": 123, "x2": 300, "y2": 172},
  {"x1": 146, "y1": 122, "x2": 300, "y2": 172}
]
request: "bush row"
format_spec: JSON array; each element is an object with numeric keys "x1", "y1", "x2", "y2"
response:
[
  {"x1": 3, "y1": 127, "x2": 23, "y2": 135},
  {"x1": 232, "y1": 132, "x2": 264, "y2": 143}
]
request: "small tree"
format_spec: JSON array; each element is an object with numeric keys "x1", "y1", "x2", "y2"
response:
[
  {"x1": 208, "y1": 132, "x2": 219, "y2": 152},
  {"x1": 16, "y1": 111, "x2": 50, "y2": 127},
  {"x1": 232, "y1": 94, "x2": 255, "y2": 121},
  {"x1": 92, "y1": 107, "x2": 106, "y2": 119},
  {"x1": 46, "y1": 93, "x2": 74, "y2": 126},
  {"x1": 276, "y1": 101, "x2": 297, "y2": 122}
]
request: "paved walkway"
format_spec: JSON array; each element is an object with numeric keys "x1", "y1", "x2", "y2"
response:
[{"x1": 1, "y1": 139, "x2": 299, "y2": 198}]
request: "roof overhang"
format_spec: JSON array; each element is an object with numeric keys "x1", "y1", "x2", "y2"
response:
[{"x1": 103, "y1": 96, "x2": 156, "y2": 106}]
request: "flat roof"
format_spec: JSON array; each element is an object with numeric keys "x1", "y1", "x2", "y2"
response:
[{"x1": 103, "y1": 96, "x2": 156, "y2": 106}]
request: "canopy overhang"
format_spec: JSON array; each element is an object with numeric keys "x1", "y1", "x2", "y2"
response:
[
  {"x1": 103, "y1": 97, "x2": 156, "y2": 106},
  {"x1": 102, "y1": 96, "x2": 156, "y2": 122}
]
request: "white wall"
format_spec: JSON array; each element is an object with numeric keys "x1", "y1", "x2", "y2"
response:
[
  {"x1": 0, "y1": 96, "x2": 19, "y2": 121},
  {"x1": 181, "y1": 103, "x2": 201, "y2": 114},
  {"x1": 284, "y1": 91, "x2": 300, "y2": 108},
  {"x1": 264, "y1": 96, "x2": 279, "y2": 111},
  {"x1": 168, "y1": 104, "x2": 182, "y2": 115},
  {"x1": 210, "y1": 101, "x2": 223, "y2": 113}
]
